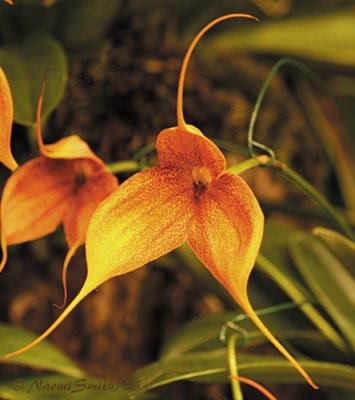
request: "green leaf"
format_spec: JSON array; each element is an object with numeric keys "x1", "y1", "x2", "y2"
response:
[
  {"x1": 313, "y1": 227, "x2": 355, "y2": 275},
  {"x1": 54, "y1": 0, "x2": 122, "y2": 52},
  {"x1": 0, "y1": 323, "x2": 84, "y2": 377},
  {"x1": 289, "y1": 232, "x2": 355, "y2": 354},
  {"x1": 0, "y1": 31, "x2": 68, "y2": 126},
  {"x1": 160, "y1": 310, "x2": 315, "y2": 359},
  {"x1": 125, "y1": 350, "x2": 355, "y2": 393},
  {"x1": 208, "y1": 7, "x2": 355, "y2": 66},
  {"x1": 0, "y1": 374, "x2": 154, "y2": 400},
  {"x1": 160, "y1": 309, "x2": 344, "y2": 362}
]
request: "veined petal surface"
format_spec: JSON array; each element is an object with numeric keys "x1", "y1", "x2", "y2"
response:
[
  {"x1": 1, "y1": 157, "x2": 72, "y2": 245},
  {"x1": 187, "y1": 172, "x2": 264, "y2": 301},
  {"x1": 63, "y1": 165, "x2": 118, "y2": 247},
  {"x1": 157, "y1": 126, "x2": 226, "y2": 178},
  {"x1": 86, "y1": 166, "x2": 194, "y2": 287}
]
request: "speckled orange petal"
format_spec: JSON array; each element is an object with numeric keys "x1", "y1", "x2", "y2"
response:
[
  {"x1": 0, "y1": 158, "x2": 71, "y2": 272},
  {"x1": 187, "y1": 172, "x2": 264, "y2": 298},
  {"x1": 4, "y1": 166, "x2": 194, "y2": 358},
  {"x1": 62, "y1": 162, "x2": 118, "y2": 247},
  {"x1": 187, "y1": 172, "x2": 318, "y2": 389},
  {"x1": 0, "y1": 68, "x2": 17, "y2": 171},
  {"x1": 157, "y1": 126, "x2": 226, "y2": 177},
  {"x1": 57, "y1": 164, "x2": 118, "y2": 307}
]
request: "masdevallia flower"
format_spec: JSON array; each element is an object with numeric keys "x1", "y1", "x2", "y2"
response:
[
  {"x1": 4, "y1": 14, "x2": 318, "y2": 390},
  {"x1": 0, "y1": 67, "x2": 18, "y2": 171},
  {"x1": 0, "y1": 78, "x2": 118, "y2": 305}
]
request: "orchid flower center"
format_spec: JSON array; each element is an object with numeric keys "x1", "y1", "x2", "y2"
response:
[
  {"x1": 192, "y1": 166, "x2": 212, "y2": 199},
  {"x1": 73, "y1": 161, "x2": 92, "y2": 191}
]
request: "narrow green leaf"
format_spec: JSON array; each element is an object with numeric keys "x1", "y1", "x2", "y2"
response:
[
  {"x1": 260, "y1": 222, "x2": 308, "y2": 288},
  {"x1": 0, "y1": 323, "x2": 84, "y2": 377},
  {"x1": 0, "y1": 32, "x2": 67, "y2": 126},
  {"x1": 208, "y1": 7, "x2": 355, "y2": 66},
  {"x1": 160, "y1": 311, "x2": 321, "y2": 360},
  {"x1": 289, "y1": 232, "x2": 355, "y2": 354},
  {"x1": 313, "y1": 227, "x2": 355, "y2": 275},
  {"x1": 125, "y1": 350, "x2": 355, "y2": 393}
]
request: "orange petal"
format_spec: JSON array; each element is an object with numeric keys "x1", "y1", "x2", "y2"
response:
[
  {"x1": 4, "y1": 166, "x2": 194, "y2": 357},
  {"x1": 62, "y1": 160, "x2": 118, "y2": 247},
  {"x1": 157, "y1": 126, "x2": 226, "y2": 178},
  {"x1": 229, "y1": 376, "x2": 277, "y2": 400},
  {"x1": 36, "y1": 78, "x2": 103, "y2": 163},
  {"x1": 187, "y1": 172, "x2": 264, "y2": 296},
  {"x1": 187, "y1": 172, "x2": 318, "y2": 389},
  {"x1": 42, "y1": 134, "x2": 103, "y2": 163},
  {"x1": 86, "y1": 166, "x2": 194, "y2": 283},
  {"x1": 0, "y1": 68, "x2": 18, "y2": 171},
  {"x1": 0, "y1": 158, "x2": 71, "y2": 272}
]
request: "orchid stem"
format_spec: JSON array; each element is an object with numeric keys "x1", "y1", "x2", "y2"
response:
[
  {"x1": 228, "y1": 334, "x2": 244, "y2": 400},
  {"x1": 227, "y1": 155, "x2": 269, "y2": 176},
  {"x1": 273, "y1": 161, "x2": 355, "y2": 240},
  {"x1": 106, "y1": 160, "x2": 141, "y2": 174},
  {"x1": 256, "y1": 253, "x2": 350, "y2": 356}
]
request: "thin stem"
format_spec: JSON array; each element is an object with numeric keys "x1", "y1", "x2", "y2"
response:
[
  {"x1": 133, "y1": 143, "x2": 156, "y2": 161},
  {"x1": 228, "y1": 334, "x2": 243, "y2": 400},
  {"x1": 227, "y1": 155, "x2": 269, "y2": 175},
  {"x1": 256, "y1": 253, "x2": 350, "y2": 355},
  {"x1": 275, "y1": 162, "x2": 355, "y2": 240},
  {"x1": 247, "y1": 57, "x2": 355, "y2": 159},
  {"x1": 177, "y1": 14, "x2": 257, "y2": 129},
  {"x1": 106, "y1": 160, "x2": 141, "y2": 174}
]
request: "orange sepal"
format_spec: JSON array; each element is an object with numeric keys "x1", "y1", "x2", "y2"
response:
[
  {"x1": 0, "y1": 68, "x2": 18, "y2": 171},
  {"x1": 4, "y1": 166, "x2": 194, "y2": 357},
  {"x1": 42, "y1": 135, "x2": 104, "y2": 164},
  {"x1": 58, "y1": 164, "x2": 118, "y2": 307},
  {"x1": 187, "y1": 172, "x2": 318, "y2": 389},
  {"x1": 0, "y1": 158, "x2": 70, "y2": 272},
  {"x1": 187, "y1": 172, "x2": 264, "y2": 296},
  {"x1": 62, "y1": 160, "x2": 118, "y2": 247},
  {"x1": 157, "y1": 125, "x2": 226, "y2": 178}
]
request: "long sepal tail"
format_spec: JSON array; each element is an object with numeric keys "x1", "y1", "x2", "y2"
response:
[
  {"x1": 3, "y1": 281, "x2": 93, "y2": 359},
  {"x1": 54, "y1": 242, "x2": 81, "y2": 310},
  {"x1": 241, "y1": 299, "x2": 319, "y2": 390},
  {"x1": 229, "y1": 375, "x2": 277, "y2": 400}
]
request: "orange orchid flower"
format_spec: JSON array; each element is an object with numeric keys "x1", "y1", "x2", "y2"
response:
[
  {"x1": 0, "y1": 79, "x2": 118, "y2": 305},
  {"x1": 0, "y1": 68, "x2": 18, "y2": 171},
  {"x1": 4, "y1": 14, "x2": 318, "y2": 390}
]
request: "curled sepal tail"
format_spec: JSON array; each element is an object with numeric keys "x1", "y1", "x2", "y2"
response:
[
  {"x1": 229, "y1": 376, "x2": 277, "y2": 400},
  {"x1": 241, "y1": 298, "x2": 319, "y2": 390}
]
